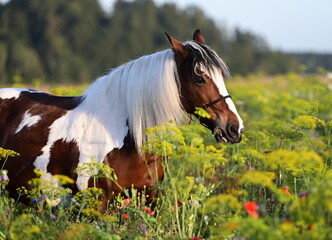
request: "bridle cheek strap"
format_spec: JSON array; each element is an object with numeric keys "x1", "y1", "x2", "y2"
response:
[{"x1": 202, "y1": 95, "x2": 232, "y2": 110}]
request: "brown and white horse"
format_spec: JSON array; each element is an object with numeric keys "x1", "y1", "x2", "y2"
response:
[{"x1": 0, "y1": 30, "x2": 243, "y2": 204}]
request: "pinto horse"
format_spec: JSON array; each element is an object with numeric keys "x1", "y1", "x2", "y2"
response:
[{"x1": 0, "y1": 30, "x2": 243, "y2": 204}]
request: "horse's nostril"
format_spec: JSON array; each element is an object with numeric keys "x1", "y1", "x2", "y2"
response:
[{"x1": 227, "y1": 124, "x2": 239, "y2": 138}]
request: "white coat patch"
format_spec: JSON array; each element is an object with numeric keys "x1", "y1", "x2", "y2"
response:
[
  {"x1": 15, "y1": 112, "x2": 42, "y2": 134},
  {"x1": 0, "y1": 88, "x2": 40, "y2": 100},
  {"x1": 0, "y1": 88, "x2": 24, "y2": 99}
]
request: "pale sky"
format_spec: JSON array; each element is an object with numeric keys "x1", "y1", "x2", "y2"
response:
[{"x1": 100, "y1": 0, "x2": 332, "y2": 53}]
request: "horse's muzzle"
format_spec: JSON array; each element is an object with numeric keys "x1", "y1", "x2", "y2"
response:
[
  {"x1": 213, "y1": 123, "x2": 243, "y2": 144},
  {"x1": 199, "y1": 117, "x2": 243, "y2": 144}
]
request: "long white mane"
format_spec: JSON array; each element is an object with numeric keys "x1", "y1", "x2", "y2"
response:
[{"x1": 82, "y1": 49, "x2": 183, "y2": 148}]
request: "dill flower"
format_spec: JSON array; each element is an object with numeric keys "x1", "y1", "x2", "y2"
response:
[{"x1": 291, "y1": 115, "x2": 323, "y2": 130}]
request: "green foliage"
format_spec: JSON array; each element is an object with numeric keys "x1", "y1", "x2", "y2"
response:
[
  {"x1": 142, "y1": 121, "x2": 185, "y2": 156},
  {"x1": 23, "y1": 169, "x2": 73, "y2": 209},
  {"x1": 241, "y1": 170, "x2": 276, "y2": 188},
  {"x1": 0, "y1": 147, "x2": 19, "y2": 159},
  {"x1": 50, "y1": 84, "x2": 88, "y2": 96},
  {"x1": 291, "y1": 115, "x2": 324, "y2": 130},
  {"x1": 75, "y1": 161, "x2": 118, "y2": 185},
  {"x1": 9, "y1": 214, "x2": 44, "y2": 240},
  {"x1": 194, "y1": 107, "x2": 211, "y2": 119},
  {"x1": 265, "y1": 149, "x2": 324, "y2": 177},
  {"x1": 0, "y1": 147, "x2": 19, "y2": 190}
]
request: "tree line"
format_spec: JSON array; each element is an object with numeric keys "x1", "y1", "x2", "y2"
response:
[{"x1": 0, "y1": 0, "x2": 328, "y2": 84}]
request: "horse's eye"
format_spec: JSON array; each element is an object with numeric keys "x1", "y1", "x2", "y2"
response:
[
  {"x1": 194, "y1": 65, "x2": 206, "y2": 85},
  {"x1": 195, "y1": 75, "x2": 206, "y2": 85}
]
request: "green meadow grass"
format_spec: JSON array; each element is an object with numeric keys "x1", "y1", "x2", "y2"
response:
[{"x1": 0, "y1": 73, "x2": 331, "y2": 239}]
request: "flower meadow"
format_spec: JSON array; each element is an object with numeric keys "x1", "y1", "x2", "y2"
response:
[{"x1": 0, "y1": 73, "x2": 331, "y2": 239}]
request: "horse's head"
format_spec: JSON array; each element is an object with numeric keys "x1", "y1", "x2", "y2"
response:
[{"x1": 166, "y1": 29, "x2": 244, "y2": 144}]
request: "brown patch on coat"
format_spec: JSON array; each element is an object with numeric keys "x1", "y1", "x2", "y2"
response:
[
  {"x1": 47, "y1": 139, "x2": 80, "y2": 193},
  {"x1": 91, "y1": 144, "x2": 164, "y2": 208}
]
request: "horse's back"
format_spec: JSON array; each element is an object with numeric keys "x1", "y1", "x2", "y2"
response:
[
  {"x1": 0, "y1": 88, "x2": 40, "y2": 146},
  {"x1": 0, "y1": 88, "x2": 80, "y2": 144}
]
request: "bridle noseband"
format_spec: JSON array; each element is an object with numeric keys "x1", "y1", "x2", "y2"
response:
[{"x1": 201, "y1": 95, "x2": 232, "y2": 110}]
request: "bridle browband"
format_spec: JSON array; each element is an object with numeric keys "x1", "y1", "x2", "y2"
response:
[{"x1": 181, "y1": 94, "x2": 232, "y2": 110}]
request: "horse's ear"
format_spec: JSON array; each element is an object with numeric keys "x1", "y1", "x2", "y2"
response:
[
  {"x1": 165, "y1": 32, "x2": 188, "y2": 57},
  {"x1": 193, "y1": 29, "x2": 206, "y2": 44}
]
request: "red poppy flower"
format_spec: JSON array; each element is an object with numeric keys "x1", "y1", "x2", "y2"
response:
[
  {"x1": 244, "y1": 201, "x2": 259, "y2": 218},
  {"x1": 37, "y1": 209, "x2": 44, "y2": 215},
  {"x1": 281, "y1": 186, "x2": 291, "y2": 196},
  {"x1": 144, "y1": 207, "x2": 155, "y2": 216},
  {"x1": 122, "y1": 198, "x2": 130, "y2": 208},
  {"x1": 144, "y1": 207, "x2": 151, "y2": 213},
  {"x1": 121, "y1": 213, "x2": 129, "y2": 219}
]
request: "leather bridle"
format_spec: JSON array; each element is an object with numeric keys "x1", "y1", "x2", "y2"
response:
[
  {"x1": 201, "y1": 95, "x2": 232, "y2": 110},
  {"x1": 182, "y1": 94, "x2": 232, "y2": 110}
]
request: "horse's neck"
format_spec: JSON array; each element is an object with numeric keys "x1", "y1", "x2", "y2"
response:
[
  {"x1": 79, "y1": 50, "x2": 182, "y2": 148},
  {"x1": 75, "y1": 79, "x2": 129, "y2": 149}
]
